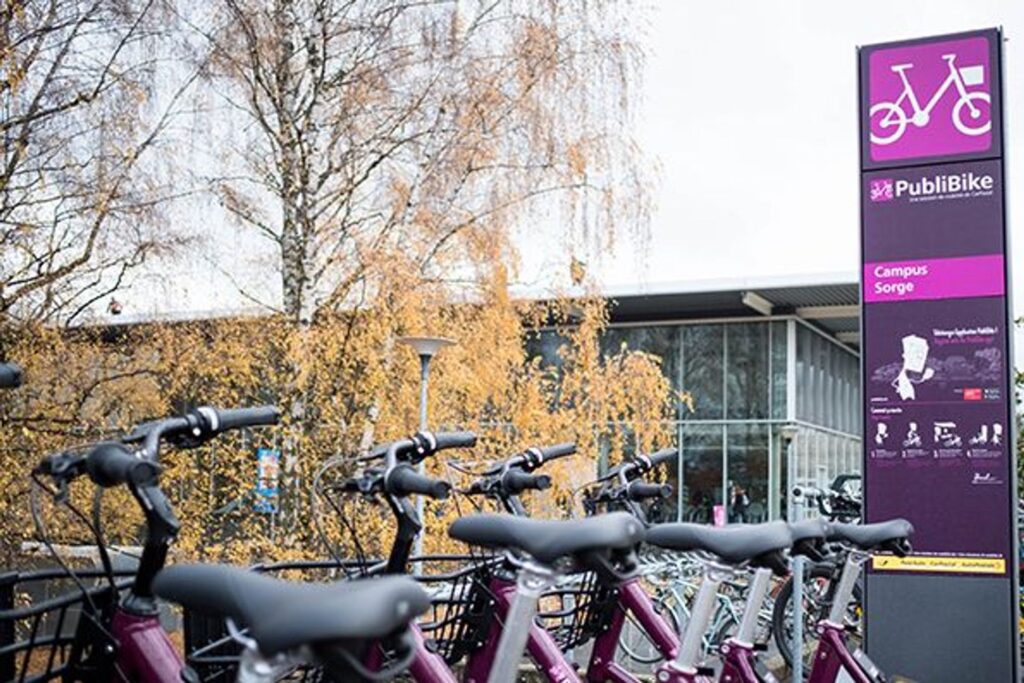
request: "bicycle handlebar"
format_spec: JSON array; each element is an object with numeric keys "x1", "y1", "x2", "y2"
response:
[
  {"x1": 501, "y1": 469, "x2": 552, "y2": 494},
  {"x1": 85, "y1": 442, "x2": 162, "y2": 488},
  {"x1": 482, "y1": 442, "x2": 577, "y2": 475},
  {"x1": 386, "y1": 464, "x2": 451, "y2": 500},
  {"x1": 626, "y1": 481, "x2": 673, "y2": 501},
  {"x1": 612, "y1": 447, "x2": 678, "y2": 482},
  {"x1": 203, "y1": 405, "x2": 281, "y2": 433},
  {"x1": 432, "y1": 431, "x2": 477, "y2": 451},
  {"x1": 361, "y1": 430, "x2": 478, "y2": 465},
  {"x1": 0, "y1": 362, "x2": 23, "y2": 389}
]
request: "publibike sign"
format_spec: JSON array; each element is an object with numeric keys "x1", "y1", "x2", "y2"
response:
[{"x1": 859, "y1": 28, "x2": 1015, "y2": 682}]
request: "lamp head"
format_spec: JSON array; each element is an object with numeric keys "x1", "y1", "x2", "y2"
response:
[{"x1": 396, "y1": 336, "x2": 455, "y2": 359}]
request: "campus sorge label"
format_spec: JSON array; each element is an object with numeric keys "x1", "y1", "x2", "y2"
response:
[{"x1": 860, "y1": 30, "x2": 1011, "y2": 577}]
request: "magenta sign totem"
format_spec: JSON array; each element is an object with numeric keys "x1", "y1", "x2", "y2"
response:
[{"x1": 859, "y1": 29, "x2": 1016, "y2": 682}]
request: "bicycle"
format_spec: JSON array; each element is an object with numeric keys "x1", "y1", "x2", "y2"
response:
[
  {"x1": 772, "y1": 478, "x2": 863, "y2": 673},
  {"x1": 870, "y1": 52, "x2": 990, "y2": 145},
  {"x1": 643, "y1": 518, "x2": 829, "y2": 683},
  {"x1": 803, "y1": 520, "x2": 913, "y2": 683},
  {"x1": 325, "y1": 431, "x2": 647, "y2": 683}
]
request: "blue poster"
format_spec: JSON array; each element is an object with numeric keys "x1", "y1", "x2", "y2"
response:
[{"x1": 254, "y1": 447, "x2": 280, "y2": 513}]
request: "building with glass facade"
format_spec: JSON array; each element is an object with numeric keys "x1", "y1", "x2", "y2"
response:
[{"x1": 529, "y1": 275, "x2": 862, "y2": 522}]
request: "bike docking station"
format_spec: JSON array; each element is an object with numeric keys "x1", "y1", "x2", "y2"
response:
[{"x1": 858, "y1": 28, "x2": 1018, "y2": 681}]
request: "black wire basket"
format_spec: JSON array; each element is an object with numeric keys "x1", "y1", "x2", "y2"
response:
[
  {"x1": 0, "y1": 568, "x2": 135, "y2": 683},
  {"x1": 537, "y1": 570, "x2": 619, "y2": 652}
]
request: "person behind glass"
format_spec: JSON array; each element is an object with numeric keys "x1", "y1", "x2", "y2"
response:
[{"x1": 730, "y1": 482, "x2": 749, "y2": 523}]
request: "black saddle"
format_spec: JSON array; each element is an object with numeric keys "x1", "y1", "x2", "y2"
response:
[
  {"x1": 153, "y1": 564, "x2": 429, "y2": 655},
  {"x1": 448, "y1": 511, "x2": 644, "y2": 564},
  {"x1": 645, "y1": 521, "x2": 793, "y2": 573},
  {"x1": 788, "y1": 518, "x2": 830, "y2": 560},
  {"x1": 829, "y1": 519, "x2": 914, "y2": 552}
]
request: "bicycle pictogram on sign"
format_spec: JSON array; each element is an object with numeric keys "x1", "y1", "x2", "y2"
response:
[{"x1": 868, "y1": 36, "x2": 993, "y2": 161}]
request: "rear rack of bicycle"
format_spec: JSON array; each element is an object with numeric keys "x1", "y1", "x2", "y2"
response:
[{"x1": 0, "y1": 568, "x2": 136, "y2": 683}]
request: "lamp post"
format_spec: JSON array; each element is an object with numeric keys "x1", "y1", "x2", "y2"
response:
[
  {"x1": 396, "y1": 336, "x2": 455, "y2": 565},
  {"x1": 780, "y1": 423, "x2": 803, "y2": 682}
]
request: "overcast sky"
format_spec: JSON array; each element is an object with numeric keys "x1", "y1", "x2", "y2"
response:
[
  {"x1": 130, "y1": 0, "x2": 1024, "y2": 354},
  {"x1": 522, "y1": 0, "x2": 1024, "y2": 296}
]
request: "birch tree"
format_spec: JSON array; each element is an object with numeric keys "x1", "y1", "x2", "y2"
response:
[
  {"x1": 193, "y1": 0, "x2": 649, "y2": 322},
  {"x1": 0, "y1": 0, "x2": 196, "y2": 323}
]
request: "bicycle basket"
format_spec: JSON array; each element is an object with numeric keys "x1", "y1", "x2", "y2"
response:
[
  {"x1": 0, "y1": 568, "x2": 134, "y2": 683},
  {"x1": 959, "y1": 65, "x2": 985, "y2": 87},
  {"x1": 537, "y1": 570, "x2": 618, "y2": 652},
  {"x1": 415, "y1": 555, "x2": 499, "y2": 665}
]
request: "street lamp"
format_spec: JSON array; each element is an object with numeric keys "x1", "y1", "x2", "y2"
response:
[
  {"x1": 779, "y1": 422, "x2": 804, "y2": 682},
  {"x1": 396, "y1": 336, "x2": 455, "y2": 565}
]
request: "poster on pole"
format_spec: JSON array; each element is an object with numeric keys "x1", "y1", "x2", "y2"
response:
[
  {"x1": 859, "y1": 28, "x2": 1016, "y2": 682},
  {"x1": 254, "y1": 447, "x2": 280, "y2": 514}
]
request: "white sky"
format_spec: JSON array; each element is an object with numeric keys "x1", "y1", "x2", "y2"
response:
[
  {"x1": 127, "y1": 0, "x2": 1024, "y2": 356},
  {"x1": 524, "y1": 0, "x2": 1024, "y2": 293}
]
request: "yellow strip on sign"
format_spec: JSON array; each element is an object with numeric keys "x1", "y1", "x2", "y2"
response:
[{"x1": 872, "y1": 555, "x2": 1005, "y2": 574}]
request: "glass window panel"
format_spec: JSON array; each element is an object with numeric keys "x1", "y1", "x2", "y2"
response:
[
  {"x1": 727, "y1": 424, "x2": 769, "y2": 523},
  {"x1": 796, "y1": 326, "x2": 812, "y2": 422},
  {"x1": 771, "y1": 321, "x2": 788, "y2": 420},
  {"x1": 525, "y1": 329, "x2": 567, "y2": 371},
  {"x1": 681, "y1": 424, "x2": 723, "y2": 523},
  {"x1": 726, "y1": 323, "x2": 769, "y2": 419},
  {"x1": 682, "y1": 325, "x2": 724, "y2": 420},
  {"x1": 601, "y1": 325, "x2": 683, "y2": 396}
]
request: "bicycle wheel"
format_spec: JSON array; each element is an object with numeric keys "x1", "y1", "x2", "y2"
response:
[
  {"x1": 869, "y1": 101, "x2": 907, "y2": 145},
  {"x1": 617, "y1": 596, "x2": 682, "y2": 665},
  {"x1": 771, "y1": 562, "x2": 862, "y2": 675},
  {"x1": 952, "y1": 91, "x2": 991, "y2": 136}
]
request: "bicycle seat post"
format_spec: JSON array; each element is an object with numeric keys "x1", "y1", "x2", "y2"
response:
[
  {"x1": 486, "y1": 558, "x2": 557, "y2": 683},
  {"x1": 672, "y1": 559, "x2": 732, "y2": 673},
  {"x1": 826, "y1": 548, "x2": 869, "y2": 626},
  {"x1": 731, "y1": 566, "x2": 773, "y2": 647}
]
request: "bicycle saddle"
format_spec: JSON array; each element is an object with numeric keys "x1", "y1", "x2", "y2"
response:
[
  {"x1": 153, "y1": 564, "x2": 429, "y2": 655},
  {"x1": 828, "y1": 519, "x2": 914, "y2": 551},
  {"x1": 448, "y1": 511, "x2": 644, "y2": 564},
  {"x1": 644, "y1": 521, "x2": 793, "y2": 572},
  {"x1": 788, "y1": 518, "x2": 830, "y2": 560}
]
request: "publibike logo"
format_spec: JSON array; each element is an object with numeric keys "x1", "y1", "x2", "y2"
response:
[{"x1": 869, "y1": 36, "x2": 992, "y2": 161}]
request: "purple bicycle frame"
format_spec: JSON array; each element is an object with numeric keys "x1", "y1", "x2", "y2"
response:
[
  {"x1": 806, "y1": 623, "x2": 875, "y2": 683},
  {"x1": 586, "y1": 577, "x2": 679, "y2": 681},
  {"x1": 110, "y1": 607, "x2": 184, "y2": 683},
  {"x1": 463, "y1": 576, "x2": 579, "y2": 683}
]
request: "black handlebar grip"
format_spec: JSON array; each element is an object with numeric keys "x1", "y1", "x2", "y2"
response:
[
  {"x1": 386, "y1": 464, "x2": 452, "y2": 499},
  {"x1": 627, "y1": 481, "x2": 673, "y2": 501},
  {"x1": 86, "y1": 442, "x2": 156, "y2": 488},
  {"x1": 0, "y1": 362, "x2": 23, "y2": 389},
  {"x1": 646, "y1": 447, "x2": 678, "y2": 468},
  {"x1": 501, "y1": 469, "x2": 552, "y2": 494},
  {"x1": 431, "y1": 431, "x2": 477, "y2": 451},
  {"x1": 206, "y1": 405, "x2": 281, "y2": 433},
  {"x1": 535, "y1": 442, "x2": 576, "y2": 462}
]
